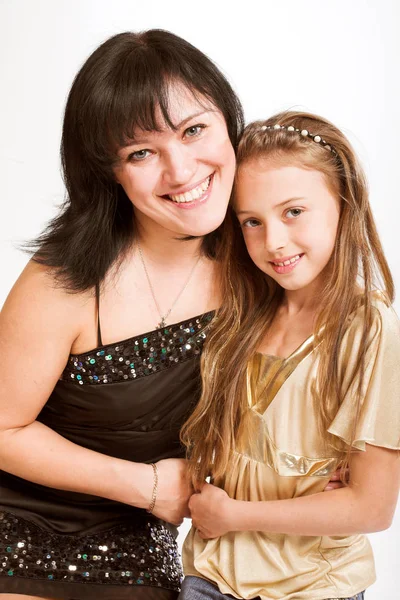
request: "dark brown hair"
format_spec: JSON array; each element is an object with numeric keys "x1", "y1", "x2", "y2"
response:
[
  {"x1": 182, "y1": 110, "x2": 394, "y2": 485},
  {"x1": 28, "y1": 30, "x2": 244, "y2": 291}
]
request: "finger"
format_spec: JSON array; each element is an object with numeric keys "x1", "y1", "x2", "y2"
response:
[
  {"x1": 188, "y1": 494, "x2": 199, "y2": 512},
  {"x1": 198, "y1": 530, "x2": 215, "y2": 540},
  {"x1": 197, "y1": 481, "x2": 213, "y2": 494},
  {"x1": 196, "y1": 481, "x2": 206, "y2": 492},
  {"x1": 197, "y1": 529, "x2": 209, "y2": 540},
  {"x1": 324, "y1": 482, "x2": 343, "y2": 491}
]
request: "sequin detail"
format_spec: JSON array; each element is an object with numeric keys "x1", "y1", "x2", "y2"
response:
[
  {"x1": 0, "y1": 512, "x2": 182, "y2": 589},
  {"x1": 62, "y1": 313, "x2": 214, "y2": 385},
  {"x1": 329, "y1": 595, "x2": 364, "y2": 600}
]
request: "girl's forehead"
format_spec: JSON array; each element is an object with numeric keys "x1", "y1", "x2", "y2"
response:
[
  {"x1": 235, "y1": 163, "x2": 336, "y2": 205},
  {"x1": 238, "y1": 159, "x2": 326, "y2": 184}
]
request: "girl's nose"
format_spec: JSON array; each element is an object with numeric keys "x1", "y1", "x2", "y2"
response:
[{"x1": 264, "y1": 223, "x2": 287, "y2": 253}]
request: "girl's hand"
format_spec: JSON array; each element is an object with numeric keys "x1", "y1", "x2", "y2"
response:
[
  {"x1": 189, "y1": 482, "x2": 234, "y2": 539},
  {"x1": 324, "y1": 466, "x2": 349, "y2": 491},
  {"x1": 150, "y1": 458, "x2": 194, "y2": 526}
]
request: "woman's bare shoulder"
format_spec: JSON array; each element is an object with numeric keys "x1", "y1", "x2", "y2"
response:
[
  {"x1": 1, "y1": 259, "x2": 94, "y2": 353},
  {"x1": 0, "y1": 261, "x2": 97, "y2": 426}
]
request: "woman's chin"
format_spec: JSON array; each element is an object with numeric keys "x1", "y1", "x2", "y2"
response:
[
  {"x1": 185, "y1": 210, "x2": 228, "y2": 238},
  {"x1": 183, "y1": 222, "x2": 224, "y2": 238}
]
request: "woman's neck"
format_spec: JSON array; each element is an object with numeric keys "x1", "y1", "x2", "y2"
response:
[{"x1": 135, "y1": 221, "x2": 203, "y2": 268}]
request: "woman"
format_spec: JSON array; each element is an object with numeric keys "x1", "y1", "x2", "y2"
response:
[{"x1": 0, "y1": 30, "x2": 342, "y2": 600}]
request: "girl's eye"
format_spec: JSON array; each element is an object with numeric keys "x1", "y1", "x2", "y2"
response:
[
  {"x1": 285, "y1": 208, "x2": 303, "y2": 219},
  {"x1": 184, "y1": 124, "x2": 206, "y2": 138},
  {"x1": 128, "y1": 149, "x2": 152, "y2": 162},
  {"x1": 242, "y1": 219, "x2": 261, "y2": 228}
]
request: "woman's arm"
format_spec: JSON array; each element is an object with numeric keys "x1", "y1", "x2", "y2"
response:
[
  {"x1": 190, "y1": 443, "x2": 399, "y2": 538},
  {"x1": 0, "y1": 261, "x2": 192, "y2": 525}
]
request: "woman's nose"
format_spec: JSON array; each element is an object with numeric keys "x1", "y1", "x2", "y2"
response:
[{"x1": 163, "y1": 145, "x2": 197, "y2": 187}]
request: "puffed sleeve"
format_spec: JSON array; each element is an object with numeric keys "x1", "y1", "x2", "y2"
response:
[{"x1": 327, "y1": 295, "x2": 400, "y2": 451}]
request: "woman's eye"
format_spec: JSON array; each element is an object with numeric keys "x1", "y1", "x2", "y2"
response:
[
  {"x1": 285, "y1": 208, "x2": 303, "y2": 219},
  {"x1": 184, "y1": 124, "x2": 206, "y2": 138},
  {"x1": 129, "y1": 149, "x2": 152, "y2": 161},
  {"x1": 242, "y1": 219, "x2": 261, "y2": 228}
]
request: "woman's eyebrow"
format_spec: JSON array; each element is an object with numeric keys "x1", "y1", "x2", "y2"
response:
[
  {"x1": 175, "y1": 109, "x2": 216, "y2": 128},
  {"x1": 122, "y1": 110, "x2": 215, "y2": 147}
]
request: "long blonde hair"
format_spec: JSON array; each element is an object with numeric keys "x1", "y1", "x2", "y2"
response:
[{"x1": 181, "y1": 111, "x2": 394, "y2": 485}]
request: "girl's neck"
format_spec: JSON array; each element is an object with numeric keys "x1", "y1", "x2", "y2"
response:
[{"x1": 281, "y1": 273, "x2": 326, "y2": 317}]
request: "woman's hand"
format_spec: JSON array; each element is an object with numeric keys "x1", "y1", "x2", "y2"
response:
[
  {"x1": 150, "y1": 462, "x2": 349, "y2": 531},
  {"x1": 189, "y1": 482, "x2": 234, "y2": 539},
  {"x1": 151, "y1": 458, "x2": 194, "y2": 526}
]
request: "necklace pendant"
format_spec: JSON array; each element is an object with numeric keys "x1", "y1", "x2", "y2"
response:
[{"x1": 137, "y1": 240, "x2": 201, "y2": 333}]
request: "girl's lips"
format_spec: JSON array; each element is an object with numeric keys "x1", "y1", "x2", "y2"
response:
[
  {"x1": 270, "y1": 254, "x2": 304, "y2": 274},
  {"x1": 164, "y1": 173, "x2": 214, "y2": 211}
]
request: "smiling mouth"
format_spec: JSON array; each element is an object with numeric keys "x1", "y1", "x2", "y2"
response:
[
  {"x1": 270, "y1": 254, "x2": 303, "y2": 267},
  {"x1": 163, "y1": 175, "x2": 213, "y2": 203}
]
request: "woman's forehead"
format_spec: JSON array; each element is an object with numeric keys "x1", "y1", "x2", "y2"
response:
[
  {"x1": 116, "y1": 91, "x2": 219, "y2": 152},
  {"x1": 132, "y1": 84, "x2": 215, "y2": 136},
  {"x1": 110, "y1": 80, "x2": 224, "y2": 157}
]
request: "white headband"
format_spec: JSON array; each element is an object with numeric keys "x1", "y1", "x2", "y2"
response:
[{"x1": 260, "y1": 123, "x2": 337, "y2": 155}]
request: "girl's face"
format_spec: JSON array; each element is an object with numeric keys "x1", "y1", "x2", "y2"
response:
[
  {"x1": 235, "y1": 159, "x2": 340, "y2": 296},
  {"x1": 113, "y1": 84, "x2": 236, "y2": 238}
]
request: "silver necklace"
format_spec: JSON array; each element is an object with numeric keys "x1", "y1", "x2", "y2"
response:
[{"x1": 137, "y1": 240, "x2": 201, "y2": 329}]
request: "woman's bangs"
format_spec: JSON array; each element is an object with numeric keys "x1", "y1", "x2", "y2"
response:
[
  {"x1": 109, "y1": 81, "x2": 174, "y2": 150},
  {"x1": 105, "y1": 58, "x2": 214, "y2": 159}
]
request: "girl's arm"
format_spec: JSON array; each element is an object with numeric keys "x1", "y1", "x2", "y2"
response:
[
  {"x1": 0, "y1": 261, "x2": 192, "y2": 525},
  {"x1": 190, "y1": 443, "x2": 399, "y2": 538}
]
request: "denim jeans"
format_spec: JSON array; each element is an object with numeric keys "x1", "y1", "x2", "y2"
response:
[{"x1": 178, "y1": 576, "x2": 365, "y2": 600}]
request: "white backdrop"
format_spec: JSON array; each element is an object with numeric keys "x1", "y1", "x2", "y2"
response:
[{"x1": 1, "y1": 1, "x2": 399, "y2": 597}]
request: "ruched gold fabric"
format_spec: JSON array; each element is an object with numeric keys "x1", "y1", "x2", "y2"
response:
[{"x1": 183, "y1": 295, "x2": 400, "y2": 600}]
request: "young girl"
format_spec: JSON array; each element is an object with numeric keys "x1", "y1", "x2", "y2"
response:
[{"x1": 180, "y1": 111, "x2": 400, "y2": 600}]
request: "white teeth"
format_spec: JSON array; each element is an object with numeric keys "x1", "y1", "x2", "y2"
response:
[
  {"x1": 273, "y1": 254, "x2": 301, "y2": 267},
  {"x1": 169, "y1": 176, "x2": 211, "y2": 203}
]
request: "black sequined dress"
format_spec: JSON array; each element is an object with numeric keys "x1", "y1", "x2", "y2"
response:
[{"x1": 0, "y1": 305, "x2": 213, "y2": 599}]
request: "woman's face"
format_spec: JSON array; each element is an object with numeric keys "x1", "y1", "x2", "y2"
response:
[{"x1": 113, "y1": 84, "x2": 236, "y2": 238}]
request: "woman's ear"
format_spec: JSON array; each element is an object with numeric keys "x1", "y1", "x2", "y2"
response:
[{"x1": 111, "y1": 165, "x2": 122, "y2": 185}]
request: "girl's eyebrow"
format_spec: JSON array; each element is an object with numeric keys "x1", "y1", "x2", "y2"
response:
[
  {"x1": 123, "y1": 110, "x2": 215, "y2": 147},
  {"x1": 236, "y1": 197, "x2": 306, "y2": 216},
  {"x1": 236, "y1": 209, "x2": 254, "y2": 216},
  {"x1": 276, "y1": 196, "x2": 305, "y2": 207}
]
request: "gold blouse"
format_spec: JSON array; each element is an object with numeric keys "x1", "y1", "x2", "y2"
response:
[{"x1": 183, "y1": 295, "x2": 400, "y2": 599}]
